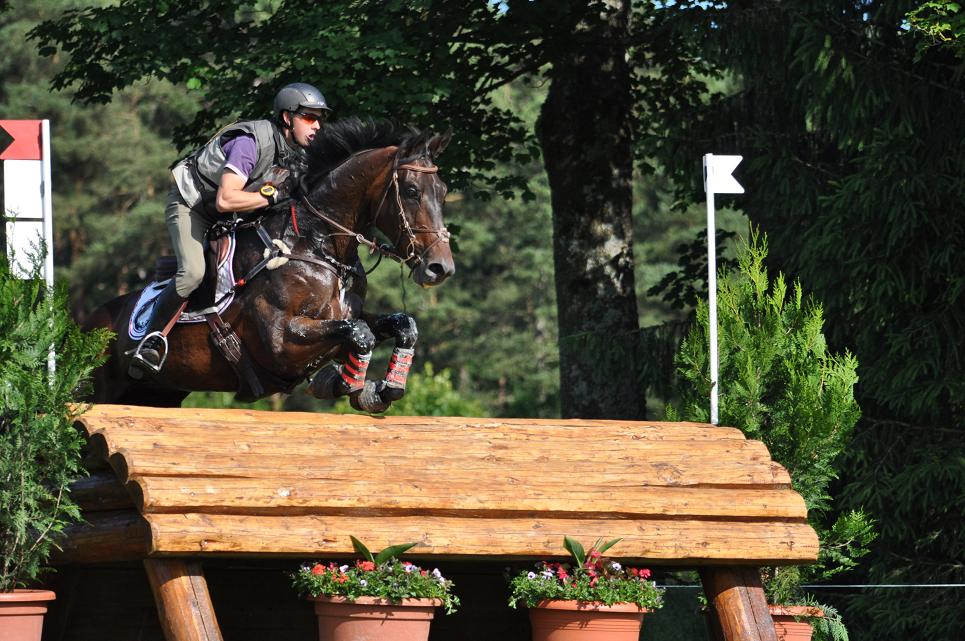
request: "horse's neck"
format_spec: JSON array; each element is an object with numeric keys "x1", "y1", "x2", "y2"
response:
[{"x1": 298, "y1": 156, "x2": 389, "y2": 263}]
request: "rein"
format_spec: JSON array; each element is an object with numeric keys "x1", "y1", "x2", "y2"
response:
[{"x1": 298, "y1": 156, "x2": 450, "y2": 271}]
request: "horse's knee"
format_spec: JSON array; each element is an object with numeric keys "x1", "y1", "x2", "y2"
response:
[
  {"x1": 395, "y1": 314, "x2": 418, "y2": 348},
  {"x1": 348, "y1": 320, "x2": 376, "y2": 354},
  {"x1": 378, "y1": 313, "x2": 418, "y2": 348}
]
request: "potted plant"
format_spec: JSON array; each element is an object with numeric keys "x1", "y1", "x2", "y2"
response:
[
  {"x1": 0, "y1": 257, "x2": 110, "y2": 641},
  {"x1": 292, "y1": 537, "x2": 459, "y2": 641},
  {"x1": 673, "y1": 233, "x2": 873, "y2": 641},
  {"x1": 508, "y1": 537, "x2": 664, "y2": 641}
]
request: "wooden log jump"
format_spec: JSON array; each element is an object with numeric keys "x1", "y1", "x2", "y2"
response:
[{"x1": 63, "y1": 404, "x2": 818, "y2": 641}]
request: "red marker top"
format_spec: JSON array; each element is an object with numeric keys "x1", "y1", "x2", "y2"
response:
[{"x1": 0, "y1": 120, "x2": 43, "y2": 160}]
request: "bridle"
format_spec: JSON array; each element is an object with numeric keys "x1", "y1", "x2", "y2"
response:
[{"x1": 298, "y1": 150, "x2": 451, "y2": 271}]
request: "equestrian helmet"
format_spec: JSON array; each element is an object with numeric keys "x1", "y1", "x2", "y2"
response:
[{"x1": 273, "y1": 82, "x2": 331, "y2": 120}]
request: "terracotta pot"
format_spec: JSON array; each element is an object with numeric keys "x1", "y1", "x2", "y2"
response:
[
  {"x1": 528, "y1": 600, "x2": 648, "y2": 641},
  {"x1": 769, "y1": 605, "x2": 824, "y2": 641},
  {"x1": 703, "y1": 604, "x2": 824, "y2": 641},
  {"x1": 311, "y1": 595, "x2": 441, "y2": 641},
  {"x1": 0, "y1": 589, "x2": 56, "y2": 641}
]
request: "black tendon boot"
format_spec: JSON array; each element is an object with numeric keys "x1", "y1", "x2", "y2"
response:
[{"x1": 128, "y1": 281, "x2": 188, "y2": 379}]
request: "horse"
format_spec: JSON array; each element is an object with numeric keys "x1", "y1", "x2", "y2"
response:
[{"x1": 84, "y1": 118, "x2": 455, "y2": 411}]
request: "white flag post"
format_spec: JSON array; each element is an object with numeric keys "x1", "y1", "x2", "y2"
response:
[
  {"x1": 2, "y1": 119, "x2": 56, "y2": 375},
  {"x1": 702, "y1": 154, "x2": 743, "y2": 425}
]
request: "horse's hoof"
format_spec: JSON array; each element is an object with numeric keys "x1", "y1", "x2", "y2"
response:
[
  {"x1": 350, "y1": 381, "x2": 391, "y2": 413},
  {"x1": 306, "y1": 366, "x2": 339, "y2": 399},
  {"x1": 379, "y1": 384, "x2": 406, "y2": 403}
]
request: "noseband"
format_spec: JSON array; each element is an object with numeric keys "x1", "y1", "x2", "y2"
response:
[{"x1": 298, "y1": 155, "x2": 450, "y2": 270}]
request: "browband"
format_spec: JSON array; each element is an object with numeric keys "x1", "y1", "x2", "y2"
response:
[{"x1": 397, "y1": 163, "x2": 438, "y2": 173}]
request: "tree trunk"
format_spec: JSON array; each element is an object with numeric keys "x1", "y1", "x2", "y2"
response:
[{"x1": 536, "y1": 0, "x2": 643, "y2": 419}]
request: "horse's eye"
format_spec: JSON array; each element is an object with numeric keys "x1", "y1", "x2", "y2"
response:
[{"x1": 404, "y1": 187, "x2": 420, "y2": 199}]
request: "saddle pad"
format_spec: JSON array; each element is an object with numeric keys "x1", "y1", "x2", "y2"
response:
[{"x1": 128, "y1": 234, "x2": 237, "y2": 341}]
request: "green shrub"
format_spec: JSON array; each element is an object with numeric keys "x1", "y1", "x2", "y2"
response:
[
  {"x1": 0, "y1": 258, "x2": 111, "y2": 591},
  {"x1": 671, "y1": 231, "x2": 874, "y2": 640}
]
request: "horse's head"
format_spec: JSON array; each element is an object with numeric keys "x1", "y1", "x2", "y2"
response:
[{"x1": 375, "y1": 130, "x2": 455, "y2": 287}]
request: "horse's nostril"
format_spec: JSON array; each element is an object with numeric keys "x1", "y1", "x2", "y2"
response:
[{"x1": 427, "y1": 262, "x2": 450, "y2": 278}]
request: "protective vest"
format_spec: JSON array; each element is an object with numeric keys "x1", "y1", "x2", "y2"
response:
[{"x1": 171, "y1": 119, "x2": 301, "y2": 209}]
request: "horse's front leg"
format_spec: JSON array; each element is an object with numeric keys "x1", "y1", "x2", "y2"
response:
[
  {"x1": 364, "y1": 312, "x2": 418, "y2": 404},
  {"x1": 289, "y1": 317, "x2": 377, "y2": 401}
]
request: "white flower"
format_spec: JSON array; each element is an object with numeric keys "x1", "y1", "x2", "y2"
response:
[
  {"x1": 359, "y1": 579, "x2": 368, "y2": 587},
  {"x1": 432, "y1": 568, "x2": 444, "y2": 582},
  {"x1": 404, "y1": 564, "x2": 416, "y2": 573},
  {"x1": 339, "y1": 565, "x2": 349, "y2": 573},
  {"x1": 527, "y1": 571, "x2": 537, "y2": 579},
  {"x1": 611, "y1": 562, "x2": 622, "y2": 571}
]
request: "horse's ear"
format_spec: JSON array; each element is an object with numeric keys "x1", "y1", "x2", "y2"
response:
[{"x1": 427, "y1": 129, "x2": 453, "y2": 159}]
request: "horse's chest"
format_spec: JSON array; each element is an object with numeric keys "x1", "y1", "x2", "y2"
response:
[{"x1": 312, "y1": 279, "x2": 359, "y2": 321}]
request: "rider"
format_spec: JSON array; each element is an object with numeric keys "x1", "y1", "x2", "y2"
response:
[{"x1": 129, "y1": 82, "x2": 331, "y2": 378}]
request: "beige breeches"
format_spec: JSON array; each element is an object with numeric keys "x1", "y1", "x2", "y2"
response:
[{"x1": 164, "y1": 186, "x2": 220, "y2": 298}]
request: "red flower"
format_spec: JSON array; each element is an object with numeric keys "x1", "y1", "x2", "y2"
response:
[
  {"x1": 311, "y1": 564, "x2": 324, "y2": 575},
  {"x1": 639, "y1": 569, "x2": 651, "y2": 579},
  {"x1": 589, "y1": 550, "x2": 601, "y2": 559},
  {"x1": 356, "y1": 561, "x2": 376, "y2": 571},
  {"x1": 420, "y1": 570, "x2": 428, "y2": 576},
  {"x1": 335, "y1": 575, "x2": 348, "y2": 583},
  {"x1": 590, "y1": 577, "x2": 599, "y2": 587}
]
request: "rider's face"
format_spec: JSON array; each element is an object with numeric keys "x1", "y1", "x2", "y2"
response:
[{"x1": 285, "y1": 107, "x2": 326, "y2": 147}]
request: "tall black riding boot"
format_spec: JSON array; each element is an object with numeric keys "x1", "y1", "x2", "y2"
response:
[{"x1": 128, "y1": 281, "x2": 188, "y2": 379}]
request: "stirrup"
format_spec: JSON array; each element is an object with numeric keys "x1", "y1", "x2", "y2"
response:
[{"x1": 126, "y1": 331, "x2": 169, "y2": 376}]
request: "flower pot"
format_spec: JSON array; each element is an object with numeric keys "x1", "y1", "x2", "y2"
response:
[
  {"x1": 311, "y1": 596, "x2": 441, "y2": 641},
  {"x1": 0, "y1": 589, "x2": 56, "y2": 641},
  {"x1": 769, "y1": 605, "x2": 824, "y2": 641},
  {"x1": 528, "y1": 600, "x2": 648, "y2": 641},
  {"x1": 703, "y1": 604, "x2": 824, "y2": 641}
]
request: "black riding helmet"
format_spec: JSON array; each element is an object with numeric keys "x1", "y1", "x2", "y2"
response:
[{"x1": 273, "y1": 82, "x2": 332, "y2": 128}]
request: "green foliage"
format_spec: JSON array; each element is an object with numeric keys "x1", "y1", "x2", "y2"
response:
[
  {"x1": 809, "y1": 601, "x2": 850, "y2": 641},
  {"x1": 908, "y1": 1, "x2": 965, "y2": 59},
  {"x1": 292, "y1": 540, "x2": 460, "y2": 615},
  {"x1": 0, "y1": 257, "x2": 111, "y2": 591},
  {"x1": 673, "y1": 233, "x2": 873, "y2": 636},
  {"x1": 349, "y1": 536, "x2": 418, "y2": 565},
  {"x1": 0, "y1": 1, "x2": 200, "y2": 322},
  {"x1": 508, "y1": 538, "x2": 664, "y2": 610},
  {"x1": 647, "y1": 3, "x2": 965, "y2": 637},
  {"x1": 677, "y1": 232, "x2": 863, "y2": 518}
]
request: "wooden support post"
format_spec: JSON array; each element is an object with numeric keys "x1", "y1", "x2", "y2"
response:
[
  {"x1": 144, "y1": 559, "x2": 223, "y2": 641},
  {"x1": 700, "y1": 566, "x2": 778, "y2": 641}
]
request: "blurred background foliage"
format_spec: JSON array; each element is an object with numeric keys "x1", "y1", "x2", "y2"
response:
[{"x1": 2, "y1": 1, "x2": 962, "y2": 639}]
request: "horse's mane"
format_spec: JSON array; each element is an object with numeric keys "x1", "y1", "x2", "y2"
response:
[{"x1": 304, "y1": 117, "x2": 417, "y2": 188}]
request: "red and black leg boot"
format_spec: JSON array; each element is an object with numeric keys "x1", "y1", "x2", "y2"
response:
[{"x1": 380, "y1": 347, "x2": 414, "y2": 402}]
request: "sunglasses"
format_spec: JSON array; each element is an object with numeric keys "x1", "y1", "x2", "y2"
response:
[{"x1": 293, "y1": 110, "x2": 327, "y2": 125}]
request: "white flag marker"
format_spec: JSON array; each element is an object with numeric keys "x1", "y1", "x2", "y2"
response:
[{"x1": 702, "y1": 154, "x2": 743, "y2": 425}]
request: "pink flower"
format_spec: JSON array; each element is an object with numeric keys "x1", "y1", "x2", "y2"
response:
[{"x1": 639, "y1": 568, "x2": 651, "y2": 579}]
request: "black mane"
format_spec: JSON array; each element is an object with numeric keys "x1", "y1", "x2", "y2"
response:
[{"x1": 303, "y1": 117, "x2": 417, "y2": 187}]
